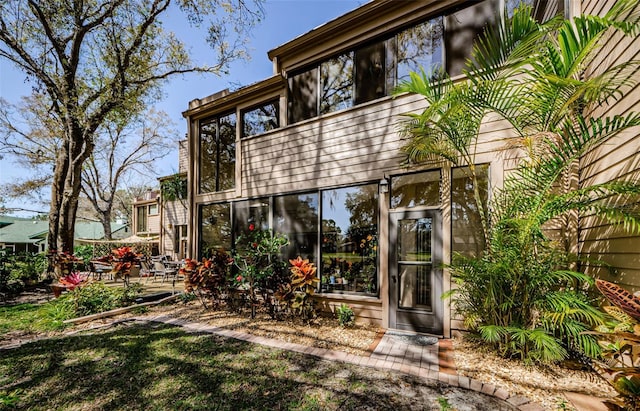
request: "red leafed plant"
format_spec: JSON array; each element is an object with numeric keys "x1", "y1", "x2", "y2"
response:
[
  {"x1": 180, "y1": 250, "x2": 232, "y2": 309},
  {"x1": 596, "y1": 279, "x2": 640, "y2": 321},
  {"x1": 59, "y1": 272, "x2": 89, "y2": 290},
  {"x1": 275, "y1": 257, "x2": 319, "y2": 321},
  {"x1": 586, "y1": 279, "x2": 640, "y2": 410},
  {"x1": 110, "y1": 246, "x2": 142, "y2": 280}
]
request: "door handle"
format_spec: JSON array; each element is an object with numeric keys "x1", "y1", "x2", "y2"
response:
[{"x1": 392, "y1": 275, "x2": 397, "y2": 283}]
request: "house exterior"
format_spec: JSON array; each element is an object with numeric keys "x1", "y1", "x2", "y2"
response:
[
  {"x1": 132, "y1": 190, "x2": 161, "y2": 239},
  {"x1": 158, "y1": 140, "x2": 189, "y2": 260},
  {"x1": 182, "y1": 0, "x2": 640, "y2": 336},
  {"x1": 130, "y1": 190, "x2": 161, "y2": 255}
]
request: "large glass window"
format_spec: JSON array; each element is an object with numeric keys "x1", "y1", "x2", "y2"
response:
[
  {"x1": 233, "y1": 198, "x2": 270, "y2": 239},
  {"x1": 391, "y1": 170, "x2": 441, "y2": 209},
  {"x1": 198, "y1": 113, "x2": 236, "y2": 194},
  {"x1": 355, "y1": 41, "x2": 387, "y2": 104},
  {"x1": 451, "y1": 165, "x2": 489, "y2": 257},
  {"x1": 136, "y1": 206, "x2": 147, "y2": 233},
  {"x1": 396, "y1": 17, "x2": 444, "y2": 83},
  {"x1": 286, "y1": 1, "x2": 499, "y2": 124},
  {"x1": 274, "y1": 193, "x2": 319, "y2": 263},
  {"x1": 242, "y1": 101, "x2": 279, "y2": 137},
  {"x1": 320, "y1": 53, "x2": 354, "y2": 115},
  {"x1": 199, "y1": 203, "x2": 232, "y2": 258},
  {"x1": 445, "y1": 0, "x2": 498, "y2": 77},
  {"x1": 321, "y1": 184, "x2": 378, "y2": 295},
  {"x1": 288, "y1": 69, "x2": 318, "y2": 124}
]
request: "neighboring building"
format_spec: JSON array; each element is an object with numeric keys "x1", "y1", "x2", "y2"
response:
[
  {"x1": 131, "y1": 190, "x2": 161, "y2": 238},
  {"x1": 0, "y1": 219, "x2": 48, "y2": 253},
  {"x1": 182, "y1": 0, "x2": 640, "y2": 336},
  {"x1": 158, "y1": 140, "x2": 189, "y2": 260},
  {"x1": 0, "y1": 218, "x2": 128, "y2": 253}
]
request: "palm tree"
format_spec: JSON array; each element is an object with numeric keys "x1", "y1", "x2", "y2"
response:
[{"x1": 398, "y1": 1, "x2": 640, "y2": 362}]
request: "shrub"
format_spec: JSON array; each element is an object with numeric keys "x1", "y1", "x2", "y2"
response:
[
  {"x1": 181, "y1": 251, "x2": 232, "y2": 309},
  {"x1": 233, "y1": 226, "x2": 289, "y2": 318},
  {"x1": 275, "y1": 257, "x2": 319, "y2": 322},
  {"x1": 0, "y1": 251, "x2": 47, "y2": 297},
  {"x1": 335, "y1": 303, "x2": 355, "y2": 327},
  {"x1": 59, "y1": 282, "x2": 143, "y2": 317},
  {"x1": 73, "y1": 245, "x2": 94, "y2": 270},
  {"x1": 448, "y1": 222, "x2": 604, "y2": 363}
]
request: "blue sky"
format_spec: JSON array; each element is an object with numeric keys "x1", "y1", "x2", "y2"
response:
[{"x1": 0, "y1": 0, "x2": 364, "y2": 216}]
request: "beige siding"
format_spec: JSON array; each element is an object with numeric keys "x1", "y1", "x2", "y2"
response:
[
  {"x1": 241, "y1": 94, "x2": 520, "y2": 199},
  {"x1": 578, "y1": 0, "x2": 640, "y2": 289},
  {"x1": 161, "y1": 200, "x2": 188, "y2": 258},
  {"x1": 178, "y1": 140, "x2": 188, "y2": 173},
  {"x1": 315, "y1": 295, "x2": 383, "y2": 326},
  {"x1": 147, "y1": 214, "x2": 161, "y2": 235}
]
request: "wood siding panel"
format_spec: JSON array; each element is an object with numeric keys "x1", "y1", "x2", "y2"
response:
[
  {"x1": 241, "y1": 95, "x2": 518, "y2": 198},
  {"x1": 147, "y1": 214, "x2": 161, "y2": 235},
  {"x1": 178, "y1": 140, "x2": 188, "y2": 174},
  {"x1": 579, "y1": 0, "x2": 640, "y2": 289},
  {"x1": 315, "y1": 296, "x2": 383, "y2": 326}
]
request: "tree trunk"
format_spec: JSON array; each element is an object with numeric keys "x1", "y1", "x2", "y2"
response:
[
  {"x1": 48, "y1": 145, "x2": 70, "y2": 253},
  {"x1": 48, "y1": 127, "x2": 93, "y2": 255},
  {"x1": 100, "y1": 209, "x2": 113, "y2": 240}
]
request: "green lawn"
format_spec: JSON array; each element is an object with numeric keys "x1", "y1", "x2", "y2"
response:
[
  {"x1": 0, "y1": 303, "x2": 68, "y2": 335},
  {"x1": 0, "y1": 322, "x2": 513, "y2": 410}
]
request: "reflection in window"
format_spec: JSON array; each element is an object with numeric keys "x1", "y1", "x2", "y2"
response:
[
  {"x1": 396, "y1": 17, "x2": 444, "y2": 83},
  {"x1": 233, "y1": 198, "x2": 270, "y2": 239},
  {"x1": 198, "y1": 113, "x2": 236, "y2": 194},
  {"x1": 321, "y1": 184, "x2": 378, "y2": 295},
  {"x1": 451, "y1": 165, "x2": 489, "y2": 257},
  {"x1": 397, "y1": 217, "x2": 433, "y2": 309},
  {"x1": 274, "y1": 193, "x2": 319, "y2": 263},
  {"x1": 391, "y1": 170, "x2": 441, "y2": 209},
  {"x1": 136, "y1": 206, "x2": 147, "y2": 233},
  {"x1": 355, "y1": 41, "x2": 387, "y2": 104},
  {"x1": 285, "y1": 2, "x2": 500, "y2": 123},
  {"x1": 320, "y1": 53, "x2": 354, "y2": 115},
  {"x1": 242, "y1": 101, "x2": 279, "y2": 137},
  {"x1": 199, "y1": 118, "x2": 217, "y2": 193},
  {"x1": 200, "y1": 203, "x2": 232, "y2": 258},
  {"x1": 288, "y1": 69, "x2": 318, "y2": 124},
  {"x1": 445, "y1": 0, "x2": 498, "y2": 77}
]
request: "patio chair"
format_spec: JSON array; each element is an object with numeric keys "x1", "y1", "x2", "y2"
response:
[
  {"x1": 153, "y1": 260, "x2": 177, "y2": 283},
  {"x1": 140, "y1": 259, "x2": 156, "y2": 283}
]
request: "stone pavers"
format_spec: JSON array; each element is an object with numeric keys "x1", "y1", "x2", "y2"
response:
[{"x1": 137, "y1": 314, "x2": 545, "y2": 410}]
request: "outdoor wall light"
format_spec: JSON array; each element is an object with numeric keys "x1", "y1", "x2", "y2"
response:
[{"x1": 379, "y1": 177, "x2": 389, "y2": 194}]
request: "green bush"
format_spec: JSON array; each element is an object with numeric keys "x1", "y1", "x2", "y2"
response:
[
  {"x1": 0, "y1": 251, "x2": 47, "y2": 297},
  {"x1": 335, "y1": 303, "x2": 355, "y2": 327},
  {"x1": 73, "y1": 245, "x2": 94, "y2": 270},
  {"x1": 59, "y1": 282, "x2": 143, "y2": 317}
]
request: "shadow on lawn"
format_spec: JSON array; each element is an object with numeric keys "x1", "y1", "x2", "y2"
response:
[{"x1": 0, "y1": 322, "x2": 515, "y2": 410}]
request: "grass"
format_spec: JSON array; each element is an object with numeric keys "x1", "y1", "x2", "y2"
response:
[
  {"x1": 0, "y1": 303, "x2": 69, "y2": 335},
  {"x1": 0, "y1": 322, "x2": 512, "y2": 411}
]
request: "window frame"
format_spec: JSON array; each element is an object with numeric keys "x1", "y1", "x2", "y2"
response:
[
  {"x1": 241, "y1": 99, "x2": 280, "y2": 138},
  {"x1": 198, "y1": 112, "x2": 237, "y2": 194},
  {"x1": 286, "y1": 0, "x2": 501, "y2": 124},
  {"x1": 136, "y1": 205, "x2": 148, "y2": 233}
]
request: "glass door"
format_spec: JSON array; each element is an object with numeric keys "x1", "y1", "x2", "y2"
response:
[{"x1": 389, "y1": 210, "x2": 442, "y2": 334}]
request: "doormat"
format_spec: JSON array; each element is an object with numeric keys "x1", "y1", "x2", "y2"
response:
[{"x1": 387, "y1": 331, "x2": 438, "y2": 346}]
